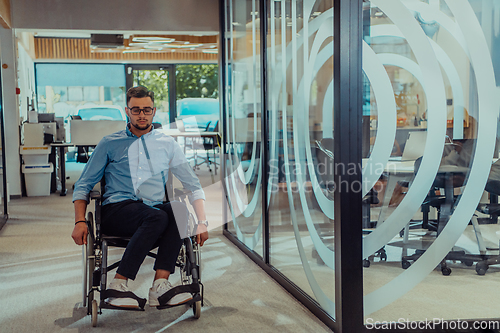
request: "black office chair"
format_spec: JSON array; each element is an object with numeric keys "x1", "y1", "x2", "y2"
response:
[
  {"x1": 192, "y1": 121, "x2": 219, "y2": 174},
  {"x1": 468, "y1": 162, "x2": 500, "y2": 275},
  {"x1": 83, "y1": 181, "x2": 203, "y2": 327},
  {"x1": 400, "y1": 141, "x2": 481, "y2": 275},
  {"x1": 204, "y1": 121, "x2": 220, "y2": 173}
]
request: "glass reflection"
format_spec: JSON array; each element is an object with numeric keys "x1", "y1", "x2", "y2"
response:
[
  {"x1": 266, "y1": 0, "x2": 335, "y2": 317},
  {"x1": 363, "y1": 0, "x2": 500, "y2": 323},
  {"x1": 224, "y1": 0, "x2": 264, "y2": 258}
]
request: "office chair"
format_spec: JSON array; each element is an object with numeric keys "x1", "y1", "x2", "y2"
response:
[
  {"x1": 468, "y1": 162, "x2": 500, "y2": 275},
  {"x1": 203, "y1": 121, "x2": 219, "y2": 173},
  {"x1": 192, "y1": 121, "x2": 219, "y2": 174},
  {"x1": 400, "y1": 141, "x2": 487, "y2": 275}
]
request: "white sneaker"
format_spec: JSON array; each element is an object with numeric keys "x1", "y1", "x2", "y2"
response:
[
  {"x1": 105, "y1": 279, "x2": 139, "y2": 308},
  {"x1": 149, "y1": 279, "x2": 193, "y2": 307}
]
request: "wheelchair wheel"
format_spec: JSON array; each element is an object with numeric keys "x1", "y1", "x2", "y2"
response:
[
  {"x1": 193, "y1": 300, "x2": 201, "y2": 319},
  {"x1": 91, "y1": 299, "x2": 98, "y2": 327},
  {"x1": 178, "y1": 244, "x2": 190, "y2": 285},
  {"x1": 100, "y1": 240, "x2": 108, "y2": 296},
  {"x1": 86, "y1": 244, "x2": 96, "y2": 307},
  {"x1": 83, "y1": 244, "x2": 89, "y2": 307},
  {"x1": 83, "y1": 213, "x2": 96, "y2": 309}
]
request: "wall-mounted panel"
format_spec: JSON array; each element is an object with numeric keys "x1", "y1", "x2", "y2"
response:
[{"x1": 11, "y1": 0, "x2": 219, "y2": 32}]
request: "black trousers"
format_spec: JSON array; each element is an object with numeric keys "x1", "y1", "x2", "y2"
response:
[{"x1": 101, "y1": 200, "x2": 187, "y2": 280}]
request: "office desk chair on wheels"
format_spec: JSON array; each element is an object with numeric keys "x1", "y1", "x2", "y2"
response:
[
  {"x1": 408, "y1": 176, "x2": 500, "y2": 276},
  {"x1": 400, "y1": 141, "x2": 493, "y2": 275},
  {"x1": 82, "y1": 188, "x2": 203, "y2": 327},
  {"x1": 191, "y1": 121, "x2": 220, "y2": 174},
  {"x1": 468, "y1": 173, "x2": 500, "y2": 275}
]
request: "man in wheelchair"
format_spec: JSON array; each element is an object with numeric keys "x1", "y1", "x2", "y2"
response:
[{"x1": 71, "y1": 86, "x2": 209, "y2": 310}]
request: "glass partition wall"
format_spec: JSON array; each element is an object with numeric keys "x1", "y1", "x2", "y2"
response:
[
  {"x1": 362, "y1": 0, "x2": 500, "y2": 328},
  {"x1": 222, "y1": 0, "x2": 340, "y2": 329},
  {"x1": 223, "y1": 0, "x2": 264, "y2": 259},
  {"x1": 222, "y1": 0, "x2": 500, "y2": 331},
  {"x1": 266, "y1": 0, "x2": 336, "y2": 318}
]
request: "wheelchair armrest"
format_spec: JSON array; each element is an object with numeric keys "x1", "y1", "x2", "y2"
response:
[
  {"x1": 90, "y1": 190, "x2": 101, "y2": 200},
  {"x1": 174, "y1": 188, "x2": 191, "y2": 198}
]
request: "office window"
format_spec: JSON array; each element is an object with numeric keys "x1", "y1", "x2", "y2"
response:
[{"x1": 35, "y1": 64, "x2": 126, "y2": 119}]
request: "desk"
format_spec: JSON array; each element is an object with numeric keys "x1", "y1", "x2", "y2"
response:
[
  {"x1": 52, "y1": 142, "x2": 101, "y2": 196},
  {"x1": 159, "y1": 129, "x2": 219, "y2": 139}
]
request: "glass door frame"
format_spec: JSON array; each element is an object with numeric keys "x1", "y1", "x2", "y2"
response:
[
  {"x1": 125, "y1": 64, "x2": 177, "y2": 125},
  {"x1": 0, "y1": 69, "x2": 8, "y2": 226}
]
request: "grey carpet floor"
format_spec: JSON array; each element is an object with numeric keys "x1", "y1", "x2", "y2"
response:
[{"x1": 0, "y1": 163, "x2": 332, "y2": 332}]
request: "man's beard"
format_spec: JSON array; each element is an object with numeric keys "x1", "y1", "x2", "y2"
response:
[{"x1": 132, "y1": 121, "x2": 151, "y2": 131}]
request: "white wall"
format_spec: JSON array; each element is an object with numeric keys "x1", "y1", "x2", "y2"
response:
[
  {"x1": 0, "y1": 28, "x2": 22, "y2": 197},
  {"x1": 11, "y1": 0, "x2": 219, "y2": 33},
  {"x1": 17, "y1": 41, "x2": 36, "y2": 123}
]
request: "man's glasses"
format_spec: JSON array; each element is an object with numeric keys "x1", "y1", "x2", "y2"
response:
[{"x1": 128, "y1": 107, "x2": 154, "y2": 115}]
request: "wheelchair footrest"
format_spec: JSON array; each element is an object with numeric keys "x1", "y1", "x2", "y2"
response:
[
  {"x1": 100, "y1": 302, "x2": 146, "y2": 311},
  {"x1": 156, "y1": 283, "x2": 201, "y2": 309},
  {"x1": 157, "y1": 293, "x2": 201, "y2": 310},
  {"x1": 100, "y1": 289, "x2": 147, "y2": 310}
]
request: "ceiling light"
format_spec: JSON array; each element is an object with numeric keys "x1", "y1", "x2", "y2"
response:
[
  {"x1": 144, "y1": 45, "x2": 163, "y2": 50},
  {"x1": 163, "y1": 43, "x2": 203, "y2": 49},
  {"x1": 132, "y1": 36, "x2": 174, "y2": 43}
]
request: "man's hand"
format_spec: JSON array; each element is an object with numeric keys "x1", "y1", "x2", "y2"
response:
[
  {"x1": 72, "y1": 222, "x2": 88, "y2": 245},
  {"x1": 195, "y1": 224, "x2": 209, "y2": 246}
]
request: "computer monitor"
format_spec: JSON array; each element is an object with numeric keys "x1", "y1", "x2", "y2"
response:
[
  {"x1": 37, "y1": 113, "x2": 55, "y2": 123},
  {"x1": 401, "y1": 131, "x2": 427, "y2": 161}
]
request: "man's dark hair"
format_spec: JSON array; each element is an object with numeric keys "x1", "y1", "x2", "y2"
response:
[{"x1": 126, "y1": 86, "x2": 154, "y2": 105}]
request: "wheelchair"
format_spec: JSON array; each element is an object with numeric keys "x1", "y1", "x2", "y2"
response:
[{"x1": 81, "y1": 189, "x2": 204, "y2": 327}]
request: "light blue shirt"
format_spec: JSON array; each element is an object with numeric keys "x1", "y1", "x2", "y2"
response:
[{"x1": 72, "y1": 125, "x2": 205, "y2": 206}]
